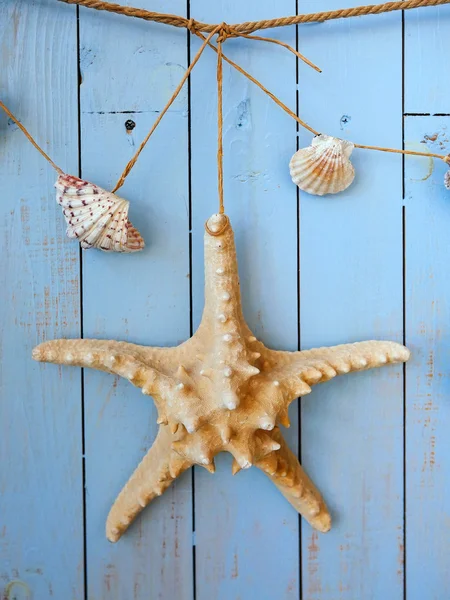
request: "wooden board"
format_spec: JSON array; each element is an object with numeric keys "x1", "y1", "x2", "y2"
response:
[
  {"x1": 298, "y1": 2, "x2": 404, "y2": 598},
  {"x1": 2, "y1": 0, "x2": 450, "y2": 598},
  {"x1": 404, "y1": 116, "x2": 450, "y2": 600},
  {"x1": 404, "y1": 10, "x2": 450, "y2": 598},
  {"x1": 78, "y1": 1, "x2": 194, "y2": 598},
  {"x1": 190, "y1": 2, "x2": 300, "y2": 598},
  {"x1": 0, "y1": 1, "x2": 83, "y2": 598},
  {"x1": 404, "y1": 5, "x2": 450, "y2": 115}
]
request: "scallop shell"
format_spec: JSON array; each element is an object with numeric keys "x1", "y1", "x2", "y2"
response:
[
  {"x1": 289, "y1": 134, "x2": 355, "y2": 196},
  {"x1": 444, "y1": 170, "x2": 450, "y2": 190},
  {"x1": 55, "y1": 174, "x2": 145, "y2": 252}
]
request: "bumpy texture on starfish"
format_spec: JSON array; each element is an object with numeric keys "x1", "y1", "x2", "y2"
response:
[{"x1": 33, "y1": 213, "x2": 410, "y2": 542}]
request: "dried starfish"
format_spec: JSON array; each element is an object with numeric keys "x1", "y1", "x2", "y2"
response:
[{"x1": 33, "y1": 213, "x2": 410, "y2": 542}]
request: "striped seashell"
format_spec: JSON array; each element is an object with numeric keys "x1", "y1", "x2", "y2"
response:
[
  {"x1": 289, "y1": 134, "x2": 355, "y2": 196},
  {"x1": 444, "y1": 170, "x2": 450, "y2": 190},
  {"x1": 55, "y1": 174, "x2": 144, "y2": 252}
]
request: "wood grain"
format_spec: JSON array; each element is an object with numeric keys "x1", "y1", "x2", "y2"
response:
[
  {"x1": 298, "y1": 1, "x2": 404, "y2": 598},
  {"x1": 404, "y1": 6, "x2": 450, "y2": 115},
  {"x1": 78, "y1": 1, "x2": 193, "y2": 598},
  {"x1": 2, "y1": 0, "x2": 450, "y2": 598},
  {"x1": 0, "y1": 1, "x2": 83, "y2": 598},
  {"x1": 190, "y1": 1, "x2": 300, "y2": 598},
  {"x1": 404, "y1": 115, "x2": 450, "y2": 600}
]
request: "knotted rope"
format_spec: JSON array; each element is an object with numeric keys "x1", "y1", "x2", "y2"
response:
[{"x1": 58, "y1": 0, "x2": 450, "y2": 34}]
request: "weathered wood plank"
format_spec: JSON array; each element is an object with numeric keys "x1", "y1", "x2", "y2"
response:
[
  {"x1": 190, "y1": 2, "x2": 300, "y2": 598},
  {"x1": 404, "y1": 115, "x2": 450, "y2": 600},
  {"x1": 4, "y1": 0, "x2": 450, "y2": 597},
  {"x1": 0, "y1": 1, "x2": 83, "y2": 598},
  {"x1": 298, "y1": 2, "x2": 404, "y2": 598},
  {"x1": 79, "y1": 2, "x2": 193, "y2": 598},
  {"x1": 404, "y1": 10, "x2": 450, "y2": 598},
  {"x1": 404, "y1": 6, "x2": 450, "y2": 115}
]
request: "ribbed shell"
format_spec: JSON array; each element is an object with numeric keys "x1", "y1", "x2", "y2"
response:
[
  {"x1": 444, "y1": 170, "x2": 450, "y2": 190},
  {"x1": 55, "y1": 174, "x2": 145, "y2": 252},
  {"x1": 289, "y1": 134, "x2": 355, "y2": 196}
]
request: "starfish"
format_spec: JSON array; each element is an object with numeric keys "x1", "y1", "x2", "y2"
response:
[{"x1": 33, "y1": 213, "x2": 410, "y2": 542}]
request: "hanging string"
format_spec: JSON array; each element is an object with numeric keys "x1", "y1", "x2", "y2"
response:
[
  {"x1": 216, "y1": 35, "x2": 224, "y2": 215},
  {"x1": 0, "y1": 100, "x2": 63, "y2": 174},
  {"x1": 353, "y1": 142, "x2": 449, "y2": 161},
  {"x1": 196, "y1": 31, "x2": 319, "y2": 135},
  {"x1": 3, "y1": 4, "x2": 450, "y2": 193},
  {"x1": 195, "y1": 32, "x2": 450, "y2": 164},
  {"x1": 111, "y1": 23, "x2": 222, "y2": 193},
  {"x1": 54, "y1": 0, "x2": 450, "y2": 166},
  {"x1": 233, "y1": 32, "x2": 321, "y2": 73}
]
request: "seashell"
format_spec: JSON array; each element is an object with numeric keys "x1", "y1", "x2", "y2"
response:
[
  {"x1": 444, "y1": 170, "x2": 450, "y2": 190},
  {"x1": 289, "y1": 134, "x2": 355, "y2": 196},
  {"x1": 55, "y1": 174, "x2": 144, "y2": 252}
]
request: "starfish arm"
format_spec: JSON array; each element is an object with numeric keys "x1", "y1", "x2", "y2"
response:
[
  {"x1": 106, "y1": 425, "x2": 193, "y2": 542},
  {"x1": 269, "y1": 340, "x2": 410, "y2": 398},
  {"x1": 255, "y1": 428, "x2": 331, "y2": 533},
  {"x1": 33, "y1": 338, "x2": 151, "y2": 369},
  {"x1": 33, "y1": 338, "x2": 177, "y2": 393}
]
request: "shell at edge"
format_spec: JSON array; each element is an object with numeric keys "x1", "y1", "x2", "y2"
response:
[
  {"x1": 55, "y1": 174, "x2": 145, "y2": 253},
  {"x1": 444, "y1": 170, "x2": 450, "y2": 190},
  {"x1": 289, "y1": 134, "x2": 355, "y2": 196}
]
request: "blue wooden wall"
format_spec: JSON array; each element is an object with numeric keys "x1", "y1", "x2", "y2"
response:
[{"x1": 1, "y1": 1, "x2": 450, "y2": 598}]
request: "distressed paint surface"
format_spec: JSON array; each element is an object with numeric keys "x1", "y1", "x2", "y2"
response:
[
  {"x1": 404, "y1": 6, "x2": 450, "y2": 115},
  {"x1": 190, "y1": 2, "x2": 300, "y2": 599},
  {"x1": 1, "y1": 0, "x2": 450, "y2": 598},
  {"x1": 298, "y1": 2, "x2": 404, "y2": 598},
  {"x1": 404, "y1": 9, "x2": 450, "y2": 596},
  {"x1": 404, "y1": 116, "x2": 450, "y2": 600},
  {"x1": 0, "y1": 1, "x2": 83, "y2": 598},
  {"x1": 79, "y1": 1, "x2": 193, "y2": 598}
]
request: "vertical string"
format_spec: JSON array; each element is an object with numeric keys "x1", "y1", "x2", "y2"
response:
[{"x1": 216, "y1": 39, "x2": 224, "y2": 214}]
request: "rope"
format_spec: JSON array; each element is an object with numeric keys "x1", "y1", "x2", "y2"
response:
[
  {"x1": 3, "y1": 0, "x2": 450, "y2": 197},
  {"x1": 0, "y1": 100, "x2": 63, "y2": 174},
  {"x1": 58, "y1": 0, "x2": 450, "y2": 34}
]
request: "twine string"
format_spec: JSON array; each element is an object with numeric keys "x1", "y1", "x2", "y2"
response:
[
  {"x1": 196, "y1": 31, "x2": 320, "y2": 136},
  {"x1": 196, "y1": 32, "x2": 450, "y2": 164},
  {"x1": 354, "y1": 142, "x2": 449, "y2": 161},
  {"x1": 217, "y1": 36, "x2": 224, "y2": 214},
  {"x1": 0, "y1": 100, "x2": 63, "y2": 174},
  {"x1": 57, "y1": 0, "x2": 450, "y2": 34},
  {"x1": 3, "y1": 0, "x2": 450, "y2": 196},
  {"x1": 234, "y1": 32, "x2": 321, "y2": 73}
]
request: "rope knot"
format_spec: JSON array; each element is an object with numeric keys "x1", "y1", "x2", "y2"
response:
[
  {"x1": 217, "y1": 22, "x2": 233, "y2": 42},
  {"x1": 186, "y1": 18, "x2": 198, "y2": 34}
]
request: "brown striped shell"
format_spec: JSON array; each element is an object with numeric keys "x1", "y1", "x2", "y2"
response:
[
  {"x1": 55, "y1": 174, "x2": 145, "y2": 252},
  {"x1": 289, "y1": 134, "x2": 355, "y2": 196}
]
